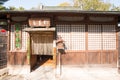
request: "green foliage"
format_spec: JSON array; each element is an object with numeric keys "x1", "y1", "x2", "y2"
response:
[
  {"x1": 58, "y1": 2, "x2": 71, "y2": 6},
  {"x1": 73, "y1": 0, "x2": 111, "y2": 11},
  {"x1": 58, "y1": 0, "x2": 115, "y2": 11},
  {"x1": 19, "y1": 6, "x2": 24, "y2": 10},
  {"x1": 8, "y1": 6, "x2": 25, "y2": 10},
  {"x1": 0, "y1": 5, "x2": 7, "y2": 10}
]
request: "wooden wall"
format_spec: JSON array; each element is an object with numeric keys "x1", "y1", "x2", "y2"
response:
[
  {"x1": 8, "y1": 52, "x2": 28, "y2": 65},
  {"x1": 60, "y1": 50, "x2": 117, "y2": 67},
  {"x1": 56, "y1": 17, "x2": 117, "y2": 67}
]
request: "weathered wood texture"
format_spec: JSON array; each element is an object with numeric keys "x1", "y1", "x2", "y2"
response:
[
  {"x1": 31, "y1": 32, "x2": 53, "y2": 55},
  {"x1": 60, "y1": 50, "x2": 117, "y2": 67},
  {"x1": 8, "y1": 52, "x2": 27, "y2": 65},
  {"x1": 29, "y1": 18, "x2": 50, "y2": 27},
  {"x1": 118, "y1": 30, "x2": 120, "y2": 69},
  {"x1": 30, "y1": 55, "x2": 37, "y2": 70}
]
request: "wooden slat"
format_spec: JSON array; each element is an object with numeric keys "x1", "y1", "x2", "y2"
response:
[
  {"x1": 87, "y1": 51, "x2": 101, "y2": 64},
  {"x1": 8, "y1": 52, "x2": 27, "y2": 65},
  {"x1": 24, "y1": 28, "x2": 55, "y2": 32},
  {"x1": 61, "y1": 52, "x2": 86, "y2": 65},
  {"x1": 31, "y1": 33, "x2": 53, "y2": 55}
]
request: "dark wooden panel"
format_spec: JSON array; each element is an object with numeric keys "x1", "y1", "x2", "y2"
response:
[
  {"x1": 30, "y1": 55, "x2": 37, "y2": 70},
  {"x1": 8, "y1": 52, "x2": 27, "y2": 65},
  {"x1": 59, "y1": 50, "x2": 117, "y2": 67},
  {"x1": 87, "y1": 51, "x2": 101, "y2": 64},
  {"x1": 61, "y1": 52, "x2": 86, "y2": 65},
  {"x1": 101, "y1": 51, "x2": 117, "y2": 64}
]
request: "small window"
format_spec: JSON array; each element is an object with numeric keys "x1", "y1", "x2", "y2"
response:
[{"x1": 10, "y1": 23, "x2": 29, "y2": 51}]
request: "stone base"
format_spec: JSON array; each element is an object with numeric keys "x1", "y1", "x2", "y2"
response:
[{"x1": 0, "y1": 68, "x2": 8, "y2": 79}]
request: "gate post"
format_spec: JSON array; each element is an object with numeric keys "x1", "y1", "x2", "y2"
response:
[
  {"x1": 56, "y1": 36, "x2": 64, "y2": 77},
  {"x1": 118, "y1": 30, "x2": 120, "y2": 73}
]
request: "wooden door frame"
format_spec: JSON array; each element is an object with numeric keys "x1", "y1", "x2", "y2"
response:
[{"x1": 29, "y1": 31, "x2": 56, "y2": 71}]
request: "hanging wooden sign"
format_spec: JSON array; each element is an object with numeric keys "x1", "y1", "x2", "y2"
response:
[{"x1": 29, "y1": 18, "x2": 50, "y2": 28}]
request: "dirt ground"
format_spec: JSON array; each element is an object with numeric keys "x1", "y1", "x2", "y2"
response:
[{"x1": 2, "y1": 66, "x2": 120, "y2": 80}]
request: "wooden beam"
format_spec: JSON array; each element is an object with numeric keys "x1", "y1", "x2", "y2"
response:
[{"x1": 23, "y1": 28, "x2": 55, "y2": 32}]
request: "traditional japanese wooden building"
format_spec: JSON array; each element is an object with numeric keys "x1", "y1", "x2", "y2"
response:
[{"x1": 0, "y1": 7, "x2": 120, "y2": 74}]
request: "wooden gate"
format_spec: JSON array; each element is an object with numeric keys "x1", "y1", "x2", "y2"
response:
[
  {"x1": 0, "y1": 26, "x2": 8, "y2": 69},
  {"x1": 56, "y1": 24, "x2": 117, "y2": 67}
]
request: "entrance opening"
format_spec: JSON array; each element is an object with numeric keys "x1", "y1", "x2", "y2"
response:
[
  {"x1": 30, "y1": 32, "x2": 55, "y2": 71},
  {"x1": 32, "y1": 55, "x2": 53, "y2": 71}
]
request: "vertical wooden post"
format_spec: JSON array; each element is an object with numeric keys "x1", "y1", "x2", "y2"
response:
[
  {"x1": 27, "y1": 35, "x2": 30, "y2": 65},
  {"x1": 117, "y1": 28, "x2": 120, "y2": 73},
  {"x1": 117, "y1": 25, "x2": 120, "y2": 73},
  {"x1": 85, "y1": 21, "x2": 88, "y2": 65},
  {"x1": 7, "y1": 14, "x2": 10, "y2": 67},
  {"x1": 56, "y1": 50, "x2": 61, "y2": 77},
  {"x1": 53, "y1": 40, "x2": 56, "y2": 68}
]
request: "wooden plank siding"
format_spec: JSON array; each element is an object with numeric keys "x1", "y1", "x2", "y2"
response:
[
  {"x1": 8, "y1": 52, "x2": 27, "y2": 65},
  {"x1": 60, "y1": 50, "x2": 117, "y2": 67},
  {"x1": 8, "y1": 24, "x2": 29, "y2": 66}
]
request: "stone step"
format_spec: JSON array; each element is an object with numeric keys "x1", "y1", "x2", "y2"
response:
[{"x1": 0, "y1": 68, "x2": 8, "y2": 79}]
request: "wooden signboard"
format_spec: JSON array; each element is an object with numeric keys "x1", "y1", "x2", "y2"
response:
[{"x1": 29, "y1": 18, "x2": 50, "y2": 28}]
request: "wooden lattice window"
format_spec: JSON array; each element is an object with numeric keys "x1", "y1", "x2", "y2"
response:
[
  {"x1": 71, "y1": 25, "x2": 85, "y2": 50},
  {"x1": 102, "y1": 25, "x2": 116, "y2": 50},
  {"x1": 88, "y1": 25, "x2": 102, "y2": 50},
  {"x1": 57, "y1": 24, "x2": 116, "y2": 51},
  {"x1": 56, "y1": 25, "x2": 71, "y2": 50},
  {"x1": 21, "y1": 24, "x2": 29, "y2": 50},
  {"x1": 56, "y1": 24, "x2": 85, "y2": 50},
  {"x1": 10, "y1": 24, "x2": 29, "y2": 51},
  {"x1": 88, "y1": 24, "x2": 116, "y2": 50}
]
